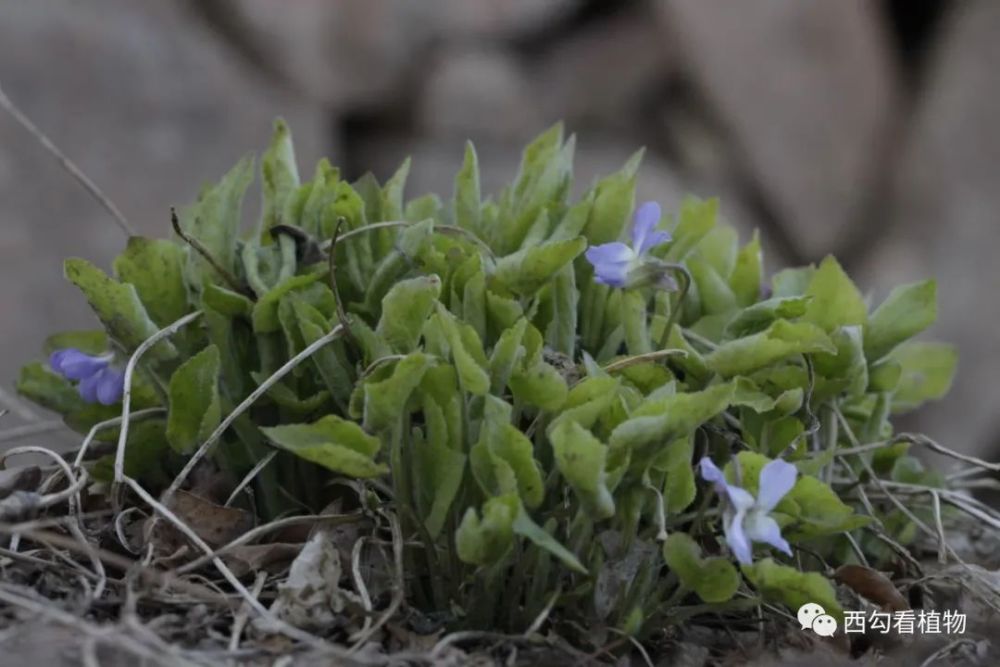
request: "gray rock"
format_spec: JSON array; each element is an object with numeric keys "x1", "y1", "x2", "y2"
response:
[
  {"x1": 657, "y1": 0, "x2": 899, "y2": 259},
  {"x1": 531, "y1": 4, "x2": 673, "y2": 129},
  {"x1": 418, "y1": 47, "x2": 541, "y2": 140},
  {"x1": 0, "y1": 0, "x2": 328, "y2": 395},
  {"x1": 856, "y1": 0, "x2": 1000, "y2": 458},
  {"x1": 214, "y1": 0, "x2": 575, "y2": 109}
]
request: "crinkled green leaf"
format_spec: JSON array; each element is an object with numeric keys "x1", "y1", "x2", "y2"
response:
[
  {"x1": 64, "y1": 258, "x2": 176, "y2": 360},
  {"x1": 509, "y1": 360, "x2": 568, "y2": 411},
  {"x1": 493, "y1": 237, "x2": 587, "y2": 296},
  {"x1": 744, "y1": 558, "x2": 843, "y2": 623},
  {"x1": 610, "y1": 383, "x2": 735, "y2": 453},
  {"x1": 663, "y1": 532, "x2": 740, "y2": 603},
  {"x1": 202, "y1": 283, "x2": 253, "y2": 318},
  {"x1": 724, "y1": 296, "x2": 812, "y2": 339},
  {"x1": 260, "y1": 118, "x2": 300, "y2": 237},
  {"x1": 453, "y1": 142, "x2": 481, "y2": 232},
  {"x1": 456, "y1": 494, "x2": 518, "y2": 566},
  {"x1": 261, "y1": 415, "x2": 386, "y2": 478},
  {"x1": 251, "y1": 272, "x2": 323, "y2": 333},
  {"x1": 550, "y1": 419, "x2": 614, "y2": 519},
  {"x1": 113, "y1": 237, "x2": 189, "y2": 328},
  {"x1": 177, "y1": 156, "x2": 253, "y2": 289},
  {"x1": 363, "y1": 353, "x2": 432, "y2": 432},
  {"x1": 166, "y1": 345, "x2": 221, "y2": 454},
  {"x1": 377, "y1": 275, "x2": 442, "y2": 353},
  {"x1": 471, "y1": 396, "x2": 545, "y2": 508},
  {"x1": 43, "y1": 330, "x2": 108, "y2": 356},
  {"x1": 706, "y1": 320, "x2": 835, "y2": 378}
]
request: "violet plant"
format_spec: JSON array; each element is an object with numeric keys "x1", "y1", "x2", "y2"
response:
[{"x1": 17, "y1": 122, "x2": 959, "y2": 638}]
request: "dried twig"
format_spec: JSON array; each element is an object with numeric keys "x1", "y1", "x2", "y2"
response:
[{"x1": 0, "y1": 81, "x2": 135, "y2": 237}]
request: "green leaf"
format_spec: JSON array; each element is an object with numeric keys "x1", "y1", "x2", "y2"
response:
[
  {"x1": 376, "y1": 275, "x2": 442, "y2": 353},
  {"x1": 785, "y1": 474, "x2": 869, "y2": 538},
  {"x1": 415, "y1": 403, "x2": 466, "y2": 538},
  {"x1": 456, "y1": 494, "x2": 518, "y2": 566},
  {"x1": 492, "y1": 237, "x2": 587, "y2": 296},
  {"x1": 509, "y1": 360, "x2": 568, "y2": 411},
  {"x1": 723, "y1": 296, "x2": 812, "y2": 339},
  {"x1": 771, "y1": 266, "x2": 814, "y2": 298},
  {"x1": 664, "y1": 197, "x2": 717, "y2": 262},
  {"x1": 260, "y1": 118, "x2": 300, "y2": 237},
  {"x1": 17, "y1": 361, "x2": 90, "y2": 415},
  {"x1": 550, "y1": 419, "x2": 614, "y2": 519},
  {"x1": 113, "y1": 238, "x2": 189, "y2": 327},
  {"x1": 381, "y1": 157, "x2": 411, "y2": 221},
  {"x1": 43, "y1": 330, "x2": 107, "y2": 356},
  {"x1": 453, "y1": 142, "x2": 481, "y2": 232},
  {"x1": 513, "y1": 508, "x2": 587, "y2": 574},
  {"x1": 864, "y1": 280, "x2": 937, "y2": 362},
  {"x1": 543, "y1": 264, "x2": 578, "y2": 357},
  {"x1": 166, "y1": 345, "x2": 221, "y2": 454},
  {"x1": 261, "y1": 415, "x2": 387, "y2": 478},
  {"x1": 621, "y1": 289, "x2": 652, "y2": 355},
  {"x1": 743, "y1": 558, "x2": 843, "y2": 623},
  {"x1": 434, "y1": 305, "x2": 490, "y2": 396},
  {"x1": 688, "y1": 257, "x2": 737, "y2": 316},
  {"x1": 363, "y1": 353, "x2": 432, "y2": 432},
  {"x1": 662, "y1": 533, "x2": 740, "y2": 603},
  {"x1": 202, "y1": 284, "x2": 253, "y2": 318},
  {"x1": 472, "y1": 396, "x2": 545, "y2": 508},
  {"x1": 251, "y1": 272, "x2": 323, "y2": 333},
  {"x1": 177, "y1": 156, "x2": 253, "y2": 289},
  {"x1": 660, "y1": 435, "x2": 696, "y2": 513},
  {"x1": 610, "y1": 383, "x2": 736, "y2": 453},
  {"x1": 583, "y1": 157, "x2": 639, "y2": 246},
  {"x1": 730, "y1": 231, "x2": 762, "y2": 307},
  {"x1": 802, "y1": 256, "x2": 867, "y2": 332},
  {"x1": 889, "y1": 342, "x2": 957, "y2": 413},
  {"x1": 489, "y1": 318, "x2": 528, "y2": 393},
  {"x1": 64, "y1": 258, "x2": 176, "y2": 360},
  {"x1": 706, "y1": 320, "x2": 835, "y2": 377}
]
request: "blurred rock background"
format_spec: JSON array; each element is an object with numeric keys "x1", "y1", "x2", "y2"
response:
[{"x1": 0, "y1": 0, "x2": 997, "y2": 459}]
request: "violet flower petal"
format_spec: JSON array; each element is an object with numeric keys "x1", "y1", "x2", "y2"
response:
[
  {"x1": 630, "y1": 201, "x2": 662, "y2": 252},
  {"x1": 51, "y1": 349, "x2": 107, "y2": 381},
  {"x1": 743, "y1": 512, "x2": 792, "y2": 556},
  {"x1": 724, "y1": 507, "x2": 753, "y2": 565},
  {"x1": 756, "y1": 459, "x2": 797, "y2": 512},
  {"x1": 95, "y1": 367, "x2": 125, "y2": 405},
  {"x1": 77, "y1": 372, "x2": 102, "y2": 403}
]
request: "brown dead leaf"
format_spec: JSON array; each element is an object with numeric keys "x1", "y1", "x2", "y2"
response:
[
  {"x1": 149, "y1": 490, "x2": 254, "y2": 557},
  {"x1": 224, "y1": 543, "x2": 302, "y2": 577},
  {"x1": 835, "y1": 564, "x2": 909, "y2": 612}
]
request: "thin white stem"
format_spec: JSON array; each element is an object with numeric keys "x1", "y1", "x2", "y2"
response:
[
  {"x1": 113, "y1": 311, "x2": 204, "y2": 489},
  {"x1": 163, "y1": 323, "x2": 344, "y2": 502}
]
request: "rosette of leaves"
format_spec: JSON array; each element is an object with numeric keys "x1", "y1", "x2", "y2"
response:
[{"x1": 17, "y1": 121, "x2": 957, "y2": 637}]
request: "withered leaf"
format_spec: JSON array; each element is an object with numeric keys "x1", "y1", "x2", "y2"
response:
[{"x1": 835, "y1": 564, "x2": 909, "y2": 612}]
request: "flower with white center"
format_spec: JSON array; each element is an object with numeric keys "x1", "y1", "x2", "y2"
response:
[
  {"x1": 584, "y1": 201, "x2": 673, "y2": 289},
  {"x1": 699, "y1": 456, "x2": 797, "y2": 565}
]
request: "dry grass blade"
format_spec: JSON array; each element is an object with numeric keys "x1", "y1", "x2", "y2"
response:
[
  {"x1": 164, "y1": 323, "x2": 344, "y2": 502},
  {"x1": 0, "y1": 80, "x2": 135, "y2": 237}
]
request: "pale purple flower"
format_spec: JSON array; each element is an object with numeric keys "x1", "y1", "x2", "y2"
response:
[
  {"x1": 699, "y1": 456, "x2": 797, "y2": 565},
  {"x1": 50, "y1": 349, "x2": 124, "y2": 406},
  {"x1": 584, "y1": 201, "x2": 671, "y2": 288}
]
